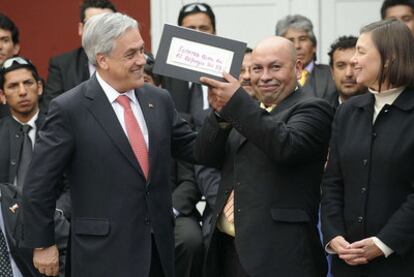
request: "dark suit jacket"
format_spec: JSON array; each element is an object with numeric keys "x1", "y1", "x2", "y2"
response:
[
  {"x1": 302, "y1": 63, "x2": 337, "y2": 107},
  {"x1": 41, "y1": 47, "x2": 89, "y2": 112},
  {"x1": 0, "y1": 114, "x2": 70, "y2": 276},
  {"x1": 22, "y1": 75, "x2": 196, "y2": 277},
  {"x1": 321, "y1": 88, "x2": 414, "y2": 277},
  {"x1": 195, "y1": 88, "x2": 333, "y2": 277},
  {"x1": 1, "y1": 183, "x2": 42, "y2": 276}
]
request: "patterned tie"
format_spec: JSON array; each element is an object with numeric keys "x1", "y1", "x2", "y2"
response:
[
  {"x1": 0, "y1": 227, "x2": 13, "y2": 277},
  {"x1": 17, "y1": 124, "x2": 32, "y2": 189},
  {"x1": 299, "y1": 69, "x2": 309, "y2": 86},
  {"x1": 117, "y1": 95, "x2": 149, "y2": 179}
]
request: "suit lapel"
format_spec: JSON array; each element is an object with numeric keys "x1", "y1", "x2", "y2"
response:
[
  {"x1": 83, "y1": 76, "x2": 144, "y2": 177},
  {"x1": 235, "y1": 89, "x2": 305, "y2": 150},
  {"x1": 135, "y1": 86, "x2": 156, "y2": 183},
  {"x1": 0, "y1": 184, "x2": 20, "y2": 246},
  {"x1": 7, "y1": 118, "x2": 22, "y2": 184}
]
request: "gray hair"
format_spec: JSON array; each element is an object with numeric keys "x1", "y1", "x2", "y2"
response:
[
  {"x1": 275, "y1": 14, "x2": 317, "y2": 47},
  {"x1": 82, "y1": 12, "x2": 138, "y2": 66}
]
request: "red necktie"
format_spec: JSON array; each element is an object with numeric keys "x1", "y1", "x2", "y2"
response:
[{"x1": 117, "y1": 95, "x2": 149, "y2": 179}]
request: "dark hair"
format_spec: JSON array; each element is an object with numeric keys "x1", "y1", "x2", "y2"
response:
[
  {"x1": 0, "y1": 13, "x2": 19, "y2": 44},
  {"x1": 245, "y1": 46, "x2": 253, "y2": 54},
  {"x1": 328, "y1": 36, "x2": 358, "y2": 67},
  {"x1": 80, "y1": 0, "x2": 117, "y2": 23},
  {"x1": 360, "y1": 19, "x2": 414, "y2": 90},
  {"x1": 0, "y1": 56, "x2": 40, "y2": 89},
  {"x1": 144, "y1": 52, "x2": 162, "y2": 86},
  {"x1": 381, "y1": 0, "x2": 414, "y2": 19},
  {"x1": 178, "y1": 2, "x2": 216, "y2": 33}
]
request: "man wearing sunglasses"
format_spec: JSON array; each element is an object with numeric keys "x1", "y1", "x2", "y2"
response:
[
  {"x1": 0, "y1": 13, "x2": 20, "y2": 120},
  {"x1": 0, "y1": 57, "x2": 70, "y2": 277},
  {"x1": 41, "y1": 0, "x2": 116, "y2": 112},
  {"x1": 162, "y1": 4, "x2": 220, "y2": 277}
]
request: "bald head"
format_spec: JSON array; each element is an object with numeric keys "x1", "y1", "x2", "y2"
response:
[
  {"x1": 253, "y1": 36, "x2": 297, "y2": 64},
  {"x1": 250, "y1": 36, "x2": 302, "y2": 106}
]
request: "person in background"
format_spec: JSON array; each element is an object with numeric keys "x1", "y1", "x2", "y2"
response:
[
  {"x1": 328, "y1": 35, "x2": 367, "y2": 108},
  {"x1": 0, "y1": 56, "x2": 69, "y2": 277},
  {"x1": 276, "y1": 14, "x2": 336, "y2": 106},
  {"x1": 144, "y1": 51, "x2": 204, "y2": 277},
  {"x1": 321, "y1": 19, "x2": 414, "y2": 277},
  {"x1": 239, "y1": 47, "x2": 257, "y2": 99},
  {"x1": 381, "y1": 0, "x2": 414, "y2": 36},
  {"x1": 41, "y1": 0, "x2": 116, "y2": 112},
  {"x1": 0, "y1": 13, "x2": 20, "y2": 119}
]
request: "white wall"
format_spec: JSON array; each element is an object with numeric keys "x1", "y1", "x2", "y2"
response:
[{"x1": 151, "y1": 0, "x2": 383, "y2": 64}]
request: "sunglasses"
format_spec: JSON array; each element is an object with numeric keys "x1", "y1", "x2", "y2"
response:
[
  {"x1": 182, "y1": 3, "x2": 208, "y2": 13},
  {"x1": 1, "y1": 57, "x2": 34, "y2": 72}
]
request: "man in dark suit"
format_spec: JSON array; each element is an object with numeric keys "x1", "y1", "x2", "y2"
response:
[
  {"x1": 276, "y1": 14, "x2": 337, "y2": 107},
  {"x1": 195, "y1": 36, "x2": 332, "y2": 277},
  {"x1": 41, "y1": 0, "x2": 116, "y2": 112},
  {"x1": 162, "y1": 4, "x2": 221, "y2": 276},
  {"x1": 328, "y1": 35, "x2": 367, "y2": 109},
  {"x1": 22, "y1": 13, "x2": 196, "y2": 277},
  {"x1": 0, "y1": 13, "x2": 20, "y2": 119},
  {"x1": 381, "y1": 0, "x2": 414, "y2": 36},
  {"x1": 0, "y1": 57, "x2": 69, "y2": 276}
]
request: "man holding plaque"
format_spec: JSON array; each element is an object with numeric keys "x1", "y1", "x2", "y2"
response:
[{"x1": 195, "y1": 36, "x2": 332, "y2": 276}]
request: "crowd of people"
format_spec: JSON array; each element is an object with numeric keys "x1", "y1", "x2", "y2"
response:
[{"x1": 1, "y1": 0, "x2": 414, "y2": 276}]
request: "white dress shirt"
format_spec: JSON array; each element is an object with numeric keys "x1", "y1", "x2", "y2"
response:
[{"x1": 96, "y1": 72, "x2": 149, "y2": 147}]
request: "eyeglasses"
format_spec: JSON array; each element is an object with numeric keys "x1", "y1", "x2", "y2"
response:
[
  {"x1": 182, "y1": 3, "x2": 208, "y2": 13},
  {"x1": 1, "y1": 57, "x2": 31, "y2": 71}
]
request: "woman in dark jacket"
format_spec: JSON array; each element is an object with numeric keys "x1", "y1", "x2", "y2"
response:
[{"x1": 321, "y1": 19, "x2": 414, "y2": 277}]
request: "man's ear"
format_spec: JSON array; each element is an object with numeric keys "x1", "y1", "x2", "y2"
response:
[
  {"x1": 96, "y1": 53, "x2": 108, "y2": 70},
  {"x1": 0, "y1": 89, "x2": 6, "y2": 104},
  {"x1": 37, "y1": 80, "x2": 44, "y2": 96},
  {"x1": 13, "y1": 43, "x2": 20, "y2": 56},
  {"x1": 78, "y1": 22, "x2": 84, "y2": 37}
]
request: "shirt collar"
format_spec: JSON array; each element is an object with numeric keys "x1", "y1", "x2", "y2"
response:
[
  {"x1": 96, "y1": 72, "x2": 137, "y2": 104},
  {"x1": 12, "y1": 110, "x2": 39, "y2": 128},
  {"x1": 304, "y1": 61, "x2": 315, "y2": 73}
]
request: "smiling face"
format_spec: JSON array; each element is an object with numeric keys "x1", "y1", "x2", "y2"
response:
[
  {"x1": 352, "y1": 32, "x2": 383, "y2": 90},
  {"x1": 0, "y1": 68, "x2": 42, "y2": 122},
  {"x1": 251, "y1": 37, "x2": 301, "y2": 106},
  {"x1": 331, "y1": 48, "x2": 366, "y2": 100},
  {"x1": 96, "y1": 27, "x2": 146, "y2": 92}
]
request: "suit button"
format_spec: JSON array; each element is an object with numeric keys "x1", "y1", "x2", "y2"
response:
[
  {"x1": 372, "y1": 132, "x2": 377, "y2": 138},
  {"x1": 216, "y1": 213, "x2": 220, "y2": 218},
  {"x1": 384, "y1": 109, "x2": 389, "y2": 113},
  {"x1": 145, "y1": 217, "x2": 150, "y2": 225},
  {"x1": 10, "y1": 160, "x2": 16, "y2": 166},
  {"x1": 357, "y1": 216, "x2": 363, "y2": 223},
  {"x1": 237, "y1": 209, "x2": 241, "y2": 213},
  {"x1": 145, "y1": 190, "x2": 150, "y2": 196},
  {"x1": 362, "y1": 159, "x2": 368, "y2": 166},
  {"x1": 361, "y1": 187, "x2": 367, "y2": 193},
  {"x1": 15, "y1": 134, "x2": 20, "y2": 138}
]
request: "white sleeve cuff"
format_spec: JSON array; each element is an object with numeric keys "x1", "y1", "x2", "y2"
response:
[
  {"x1": 325, "y1": 240, "x2": 336, "y2": 254},
  {"x1": 372, "y1": 236, "x2": 394, "y2": 258}
]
